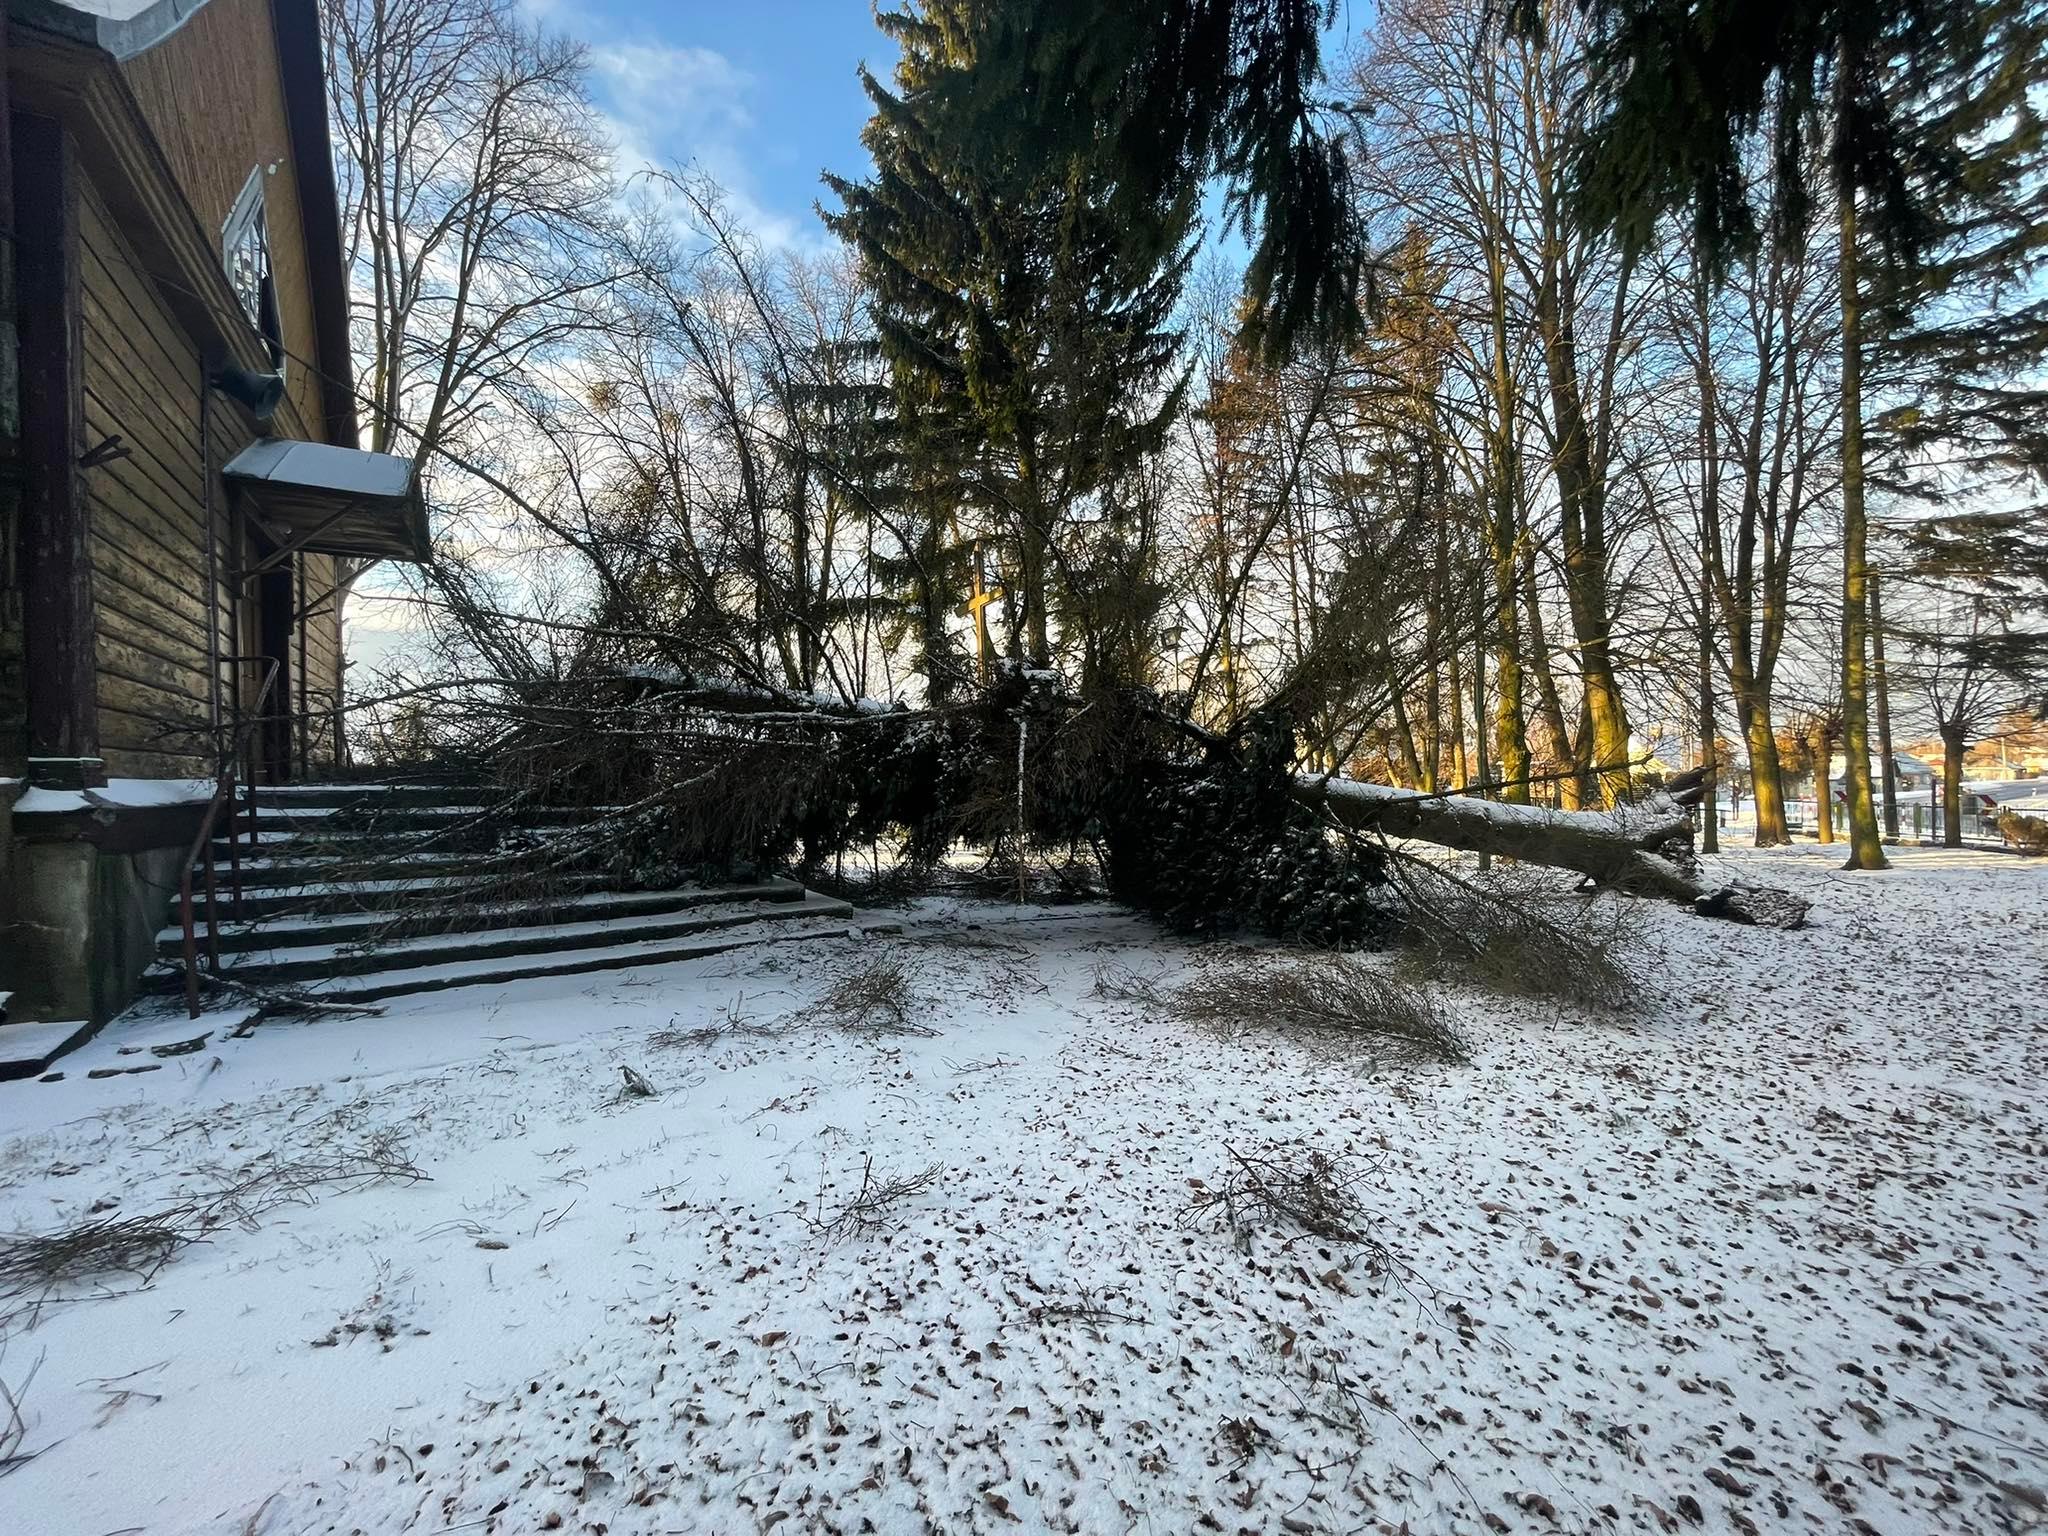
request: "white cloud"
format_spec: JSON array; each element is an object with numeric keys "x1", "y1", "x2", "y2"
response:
[
  {"x1": 585, "y1": 40, "x2": 823, "y2": 255},
  {"x1": 590, "y1": 41, "x2": 754, "y2": 145}
]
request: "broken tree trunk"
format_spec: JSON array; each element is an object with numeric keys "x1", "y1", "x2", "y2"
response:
[{"x1": 1293, "y1": 768, "x2": 1808, "y2": 926}]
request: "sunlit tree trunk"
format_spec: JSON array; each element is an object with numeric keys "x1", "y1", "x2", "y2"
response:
[
  {"x1": 1940, "y1": 725, "x2": 1967, "y2": 848},
  {"x1": 1447, "y1": 647, "x2": 1470, "y2": 786},
  {"x1": 1812, "y1": 718, "x2": 1835, "y2": 845},
  {"x1": 1739, "y1": 687, "x2": 1790, "y2": 846},
  {"x1": 1698, "y1": 625, "x2": 1720, "y2": 855},
  {"x1": 1871, "y1": 572, "x2": 1899, "y2": 840},
  {"x1": 1834, "y1": 138, "x2": 1888, "y2": 870}
]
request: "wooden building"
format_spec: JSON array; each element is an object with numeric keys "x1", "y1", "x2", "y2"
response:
[{"x1": 0, "y1": 0, "x2": 427, "y2": 1031}]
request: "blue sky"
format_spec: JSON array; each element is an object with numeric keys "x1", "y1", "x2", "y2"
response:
[
  {"x1": 527, "y1": 0, "x2": 902, "y2": 250},
  {"x1": 527, "y1": 1, "x2": 1374, "y2": 252}
]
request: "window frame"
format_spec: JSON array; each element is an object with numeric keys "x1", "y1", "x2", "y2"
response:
[{"x1": 222, "y1": 166, "x2": 286, "y2": 380}]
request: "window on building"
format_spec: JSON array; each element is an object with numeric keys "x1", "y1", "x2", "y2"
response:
[{"x1": 223, "y1": 167, "x2": 286, "y2": 377}]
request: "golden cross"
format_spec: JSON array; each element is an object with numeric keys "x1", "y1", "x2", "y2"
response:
[{"x1": 958, "y1": 549, "x2": 1002, "y2": 681}]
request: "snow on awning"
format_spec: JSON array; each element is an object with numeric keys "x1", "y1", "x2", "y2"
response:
[{"x1": 223, "y1": 438, "x2": 430, "y2": 565}]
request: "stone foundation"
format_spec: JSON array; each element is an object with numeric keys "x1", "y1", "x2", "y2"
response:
[{"x1": 0, "y1": 790, "x2": 205, "y2": 1025}]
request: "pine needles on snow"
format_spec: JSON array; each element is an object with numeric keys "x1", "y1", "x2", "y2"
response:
[{"x1": 1099, "y1": 955, "x2": 1467, "y2": 1065}]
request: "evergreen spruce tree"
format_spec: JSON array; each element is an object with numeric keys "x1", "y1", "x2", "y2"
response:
[
  {"x1": 787, "y1": 336, "x2": 973, "y2": 704},
  {"x1": 824, "y1": 3, "x2": 1192, "y2": 672},
  {"x1": 872, "y1": 0, "x2": 1367, "y2": 363}
]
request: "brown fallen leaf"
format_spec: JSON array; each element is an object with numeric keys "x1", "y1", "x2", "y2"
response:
[{"x1": 984, "y1": 1490, "x2": 1021, "y2": 1522}]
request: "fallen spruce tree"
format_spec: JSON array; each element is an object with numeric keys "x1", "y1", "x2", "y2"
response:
[
  {"x1": 1292, "y1": 769, "x2": 1807, "y2": 926},
  {"x1": 362, "y1": 663, "x2": 1807, "y2": 944}
]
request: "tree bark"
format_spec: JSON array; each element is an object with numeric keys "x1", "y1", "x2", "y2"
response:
[
  {"x1": 1941, "y1": 727, "x2": 1967, "y2": 848},
  {"x1": 1488, "y1": 489, "x2": 1531, "y2": 804},
  {"x1": 1388, "y1": 686, "x2": 1424, "y2": 787},
  {"x1": 1698, "y1": 626, "x2": 1720, "y2": 854},
  {"x1": 1835, "y1": 148, "x2": 1888, "y2": 869},
  {"x1": 1446, "y1": 647, "x2": 1470, "y2": 787},
  {"x1": 1812, "y1": 719, "x2": 1835, "y2": 845},
  {"x1": 1871, "y1": 572, "x2": 1899, "y2": 840},
  {"x1": 1295, "y1": 775, "x2": 1701, "y2": 900},
  {"x1": 1742, "y1": 696, "x2": 1791, "y2": 846}
]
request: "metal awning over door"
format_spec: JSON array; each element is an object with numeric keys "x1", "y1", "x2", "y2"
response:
[{"x1": 222, "y1": 437, "x2": 430, "y2": 566}]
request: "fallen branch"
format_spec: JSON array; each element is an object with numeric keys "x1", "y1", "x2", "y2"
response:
[
  {"x1": 0, "y1": 1350, "x2": 48, "y2": 1479},
  {"x1": 1104, "y1": 957, "x2": 1468, "y2": 1063},
  {"x1": 1295, "y1": 774, "x2": 1701, "y2": 898},
  {"x1": 1295, "y1": 771, "x2": 1809, "y2": 926},
  {"x1": 802, "y1": 1155, "x2": 942, "y2": 1243},
  {"x1": 0, "y1": 1142, "x2": 426, "y2": 1327},
  {"x1": 808, "y1": 955, "x2": 938, "y2": 1039},
  {"x1": 1183, "y1": 1142, "x2": 1392, "y2": 1268}
]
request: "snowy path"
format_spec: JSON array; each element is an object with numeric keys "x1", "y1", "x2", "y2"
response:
[{"x1": 1, "y1": 844, "x2": 2043, "y2": 1534}]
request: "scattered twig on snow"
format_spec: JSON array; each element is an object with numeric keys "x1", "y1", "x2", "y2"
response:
[
  {"x1": 911, "y1": 929, "x2": 1031, "y2": 955},
  {"x1": 1182, "y1": 1142, "x2": 1389, "y2": 1255},
  {"x1": 1090, "y1": 960, "x2": 1170, "y2": 1006},
  {"x1": 1029, "y1": 1287, "x2": 1148, "y2": 1330},
  {"x1": 1102, "y1": 957, "x2": 1467, "y2": 1065},
  {"x1": 0, "y1": 1349, "x2": 49, "y2": 1478},
  {"x1": 811, "y1": 955, "x2": 938, "y2": 1039},
  {"x1": 802, "y1": 1154, "x2": 943, "y2": 1243},
  {"x1": 215, "y1": 977, "x2": 388, "y2": 1022},
  {"x1": 1282, "y1": 1345, "x2": 1482, "y2": 1517},
  {"x1": 650, "y1": 995, "x2": 774, "y2": 1050},
  {"x1": 0, "y1": 1141, "x2": 426, "y2": 1327}
]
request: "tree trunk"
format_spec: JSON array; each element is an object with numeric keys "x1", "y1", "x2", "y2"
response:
[
  {"x1": 1295, "y1": 776, "x2": 1700, "y2": 900},
  {"x1": 1520, "y1": 555, "x2": 1580, "y2": 809},
  {"x1": 1812, "y1": 719, "x2": 1835, "y2": 845},
  {"x1": 1835, "y1": 164, "x2": 1888, "y2": 870},
  {"x1": 1942, "y1": 727, "x2": 1966, "y2": 848},
  {"x1": 1420, "y1": 659, "x2": 1442, "y2": 794},
  {"x1": 1871, "y1": 573, "x2": 1899, "y2": 840},
  {"x1": 1744, "y1": 700, "x2": 1790, "y2": 846},
  {"x1": 1698, "y1": 625, "x2": 1719, "y2": 855},
  {"x1": 1389, "y1": 686, "x2": 1424, "y2": 788},
  {"x1": 1446, "y1": 648, "x2": 1469, "y2": 787},
  {"x1": 1471, "y1": 635, "x2": 1492, "y2": 871},
  {"x1": 1489, "y1": 508, "x2": 1531, "y2": 803}
]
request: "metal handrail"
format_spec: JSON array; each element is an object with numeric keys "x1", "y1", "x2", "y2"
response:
[{"x1": 180, "y1": 658, "x2": 282, "y2": 1018}]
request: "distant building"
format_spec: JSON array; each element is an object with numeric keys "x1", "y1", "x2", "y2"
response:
[{"x1": 1826, "y1": 751, "x2": 1938, "y2": 795}]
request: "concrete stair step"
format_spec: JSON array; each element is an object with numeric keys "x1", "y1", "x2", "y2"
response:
[
  {"x1": 0, "y1": 1018, "x2": 98, "y2": 1082},
  {"x1": 245, "y1": 783, "x2": 503, "y2": 811},
  {"x1": 210, "y1": 821, "x2": 550, "y2": 858},
  {"x1": 225, "y1": 803, "x2": 593, "y2": 837},
  {"x1": 153, "y1": 890, "x2": 857, "y2": 988},
  {"x1": 167, "y1": 869, "x2": 623, "y2": 922},
  {"x1": 157, "y1": 879, "x2": 808, "y2": 957},
  {"x1": 294, "y1": 913, "x2": 864, "y2": 1004},
  {"x1": 198, "y1": 850, "x2": 556, "y2": 890}
]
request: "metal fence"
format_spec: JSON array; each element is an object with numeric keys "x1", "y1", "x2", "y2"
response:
[{"x1": 1784, "y1": 798, "x2": 2005, "y2": 842}]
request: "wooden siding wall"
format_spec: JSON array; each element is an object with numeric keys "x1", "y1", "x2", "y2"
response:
[
  {"x1": 118, "y1": 0, "x2": 328, "y2": 439},
  {"x1": 81, "y1": 179, "x2": 217, "y2": 777},
  {"x1": 81, "y1": 181, "x2": 342, "y2": 779},
  {"x1": 298, "y1": 550, "x2": 345, "y2": 775}
]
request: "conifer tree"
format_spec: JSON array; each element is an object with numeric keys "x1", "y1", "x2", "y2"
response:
[
  {"x1": 824, "y1": 3, "x2": 1192, "y2": 672},
  {"x1": 876, "y1": 0, "x2": 1367, "y2": 363}
]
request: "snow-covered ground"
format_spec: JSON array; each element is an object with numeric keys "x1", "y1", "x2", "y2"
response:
[{"x1": 2, "y1": 843, "x2": 2043, "y2": 1535}]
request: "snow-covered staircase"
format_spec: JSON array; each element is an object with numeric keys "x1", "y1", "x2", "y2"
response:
[{"x1": 153, "y1": 783, "x2": 861, "y2": 1004}]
